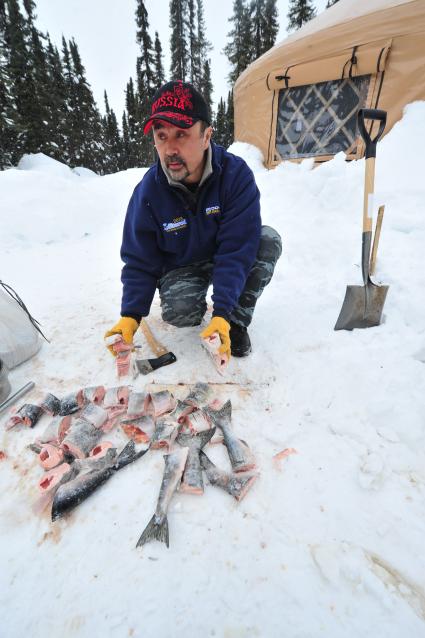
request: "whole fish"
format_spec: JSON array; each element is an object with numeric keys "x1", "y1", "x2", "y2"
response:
[
  {"x1": 200, "y1": 451, "x2": 257, "y2": 501},
  {"x1": 176, "y1": 428, "x2": 216, "y2": 494},
  {"x1": 205, "y1": 400, "x2": 255, "y2": 473},
  {"x1": 136, "y1": 447, "x2": 188, "y2": 548},
  {"x1": 51, "y1": 441, "x2": 147, "y2": 521}
]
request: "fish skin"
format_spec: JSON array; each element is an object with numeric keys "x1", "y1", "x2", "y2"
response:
[
  {"x1": 136, "y1": 447, "x2": 188, "y2": 548},
  {"x1": 61, "y1": 419, "x2": 103, "y2": 459},
  {"x1": 51, "y1": 442, "x2": 147, "y2": 521},
  {"x1": 177, "y1": 428, "x2": 216, "y2": 495},
  {"x1": 168, "y1": 399, "x2": 195, "y2": 424},
  {"x1": 40, "y1": 393, "x2": 61, "y2": 417},
  {"x1": 183, "y1": 383, "x2": 213, "y2": 408},
  {"x1": 205, "y1": 400, "x2": 256, "y2": 473},
  {"x1": 150, "y1": 417, "x2": 179, "y2": 450},
  {"x1": 5, "y1": 403, "x2": 43, "y2": 429},
  {"x1": 150, "y1": 390, "x2": 177, "y2": 417},
  {"x1": 37, "y1": 415, "x2": 72, "y2": 445},
  {"x1": 59, "y1": 391, "x2": 83, "y2": 416},
  {"x1": 79, "y1": 403, "x2": 108, "y2": 429},
  {"x1": 199, "y1": 451, "x2": 258, "y2": 501}
]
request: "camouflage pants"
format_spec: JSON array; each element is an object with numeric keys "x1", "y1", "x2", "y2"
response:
[{"x1": 159, "y1": 225, "x2": 282, "y2": 328}]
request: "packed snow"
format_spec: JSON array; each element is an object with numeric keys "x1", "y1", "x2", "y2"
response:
[{"x1": 1, "y1": 102, "x2": 425, "y2": 638}]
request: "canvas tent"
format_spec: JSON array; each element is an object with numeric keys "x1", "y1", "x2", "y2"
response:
[{"x1": 234, "y1": 0, "x2": 425, "y2": 167}]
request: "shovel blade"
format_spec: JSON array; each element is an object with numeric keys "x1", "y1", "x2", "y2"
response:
[{"x1": 334, "y1": 282, "x2": 389, "y2": 331}]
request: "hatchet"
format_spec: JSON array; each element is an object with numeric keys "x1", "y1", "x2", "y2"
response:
[{"x1": 135, "y1": 319, "x2": 177, "y2": 375}]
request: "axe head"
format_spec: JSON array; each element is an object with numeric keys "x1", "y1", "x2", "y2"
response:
[{"x1": 135, "y1": 352, "x2": 177, "y2": 375}]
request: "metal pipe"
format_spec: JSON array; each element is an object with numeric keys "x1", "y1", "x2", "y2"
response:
[{"x1": 0, "y1": 381, "x2": 35, "y2": 415}]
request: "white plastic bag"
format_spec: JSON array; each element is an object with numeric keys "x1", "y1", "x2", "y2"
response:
[{"x1": 0, "y1": 282, "x2": 42, "y2": 369}]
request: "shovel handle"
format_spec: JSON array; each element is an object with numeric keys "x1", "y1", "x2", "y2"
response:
[{"x1": 358, "y1": 109, "x2": 387, "y2": 159}]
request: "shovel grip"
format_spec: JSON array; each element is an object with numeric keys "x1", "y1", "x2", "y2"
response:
[{"x1": 358, "y1": 109, "x2": 387, "y2": 159}]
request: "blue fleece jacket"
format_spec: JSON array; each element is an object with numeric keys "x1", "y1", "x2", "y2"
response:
[{"x1": 120, "y1": 142, "x2": 261, "y2": 320}]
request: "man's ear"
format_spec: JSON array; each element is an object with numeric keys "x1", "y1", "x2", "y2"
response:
[{"x1": 203, "y1": 126, "x2": 213, "y2": 148}]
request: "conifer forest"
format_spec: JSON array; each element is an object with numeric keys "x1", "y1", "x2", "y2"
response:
[{"x1": 0, "y1": 0, "x2": 328, "y2": 173}]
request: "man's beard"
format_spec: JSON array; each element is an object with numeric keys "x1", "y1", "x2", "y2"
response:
[{"x1": 164, "y1": 155, "x2": 190, "y2": 182}]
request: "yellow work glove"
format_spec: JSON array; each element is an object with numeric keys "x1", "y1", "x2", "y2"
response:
[
  {"x1": 104, "y1": 317, "x2": 139, "y2": 355},
  {"x1": 200, "y1": 316, "x2": 231, "y2": 359}
]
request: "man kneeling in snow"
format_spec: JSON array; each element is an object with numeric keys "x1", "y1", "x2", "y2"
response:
[{"x1": 105, "y1": 80, "x2": 282, "y2": 358}]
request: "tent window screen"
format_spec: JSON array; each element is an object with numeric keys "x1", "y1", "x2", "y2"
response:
[{"x1": 276, "y1": 74, "x2": 370, "y2": 159}]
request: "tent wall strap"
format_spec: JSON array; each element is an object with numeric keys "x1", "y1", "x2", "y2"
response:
[
  {"x1": 275, "y1": 66, "x2": 292, "y2": 88},
  {"x1": 341, "y1": 46, "x2": 358, "y2": 80}
]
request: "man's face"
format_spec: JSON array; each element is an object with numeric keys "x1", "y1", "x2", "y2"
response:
[{"x1": 153, "y1": 121, "x2": 212, "y2": 184}]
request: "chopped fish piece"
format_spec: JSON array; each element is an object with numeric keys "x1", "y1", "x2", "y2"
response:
[
  {"x1": 103, "y1": 386, "x2": 130, "y2": 408},
  {"x1": 79, "y1": 403, "x2": 108, "y2": 429},
  {"x1": 59, "y1": 390, "x2": 84, "y2": 416},
  {"x1": 81, "y1": 386, "x2": 105, "y2": 405},
  {"x1": 101, "y1": 406, "x2": 127, "y2": 432},
  {"x1": 150, "y1": 390, "x2": 177, "y2": 418},
  {"x1": 39, "y1": 393, "x2": 61, "y2": 416},
  {"x1": 205, "y1": 400, "x2": 256, "y2": 473},
  {"x1": 168, "y1": 400, "x2": 196, "y2": 424},
  {"x1": 61, "y1": 419, "x2": 102, "y2": 459},
  {"x1": 150, "y1": 418, "x2": 179, "y2": 450},
  {"x1": 51, "y1": 441, "x2": 147, "y2": 521},
  {"x1": 202, "y1": 332, "x2": 229, "y2": 375},
  {"x1": 89, "y1": 441, "x2": 114, "y2": 459},
  {"x1": 37, "y1": 415, "x2": 72, "y2": 446},
  {"x1": 183, "y1": 409, "x2": 212, "y2": 433},
  {"x1": 121, "y1": 424, "x2": 150, "y2": 444},
  {"x1": 200, "y1": 451, "x2": 258, "y2": 501},
  {"x1": 104, "y1": 334, "x2": 123, "y2": 347},
  {"x1": 5, "y1": 403, "x2": 43, "y2": 430},
  {"x1": 127, "y1": 391, "x2": 151, "y2": 417},
  {"x1": 136, "y1": 447, "x2": 189, "y2": 548},
  {"x1": 38, "y1": 444, "x2": 64, "y2": 470},
  {"x1": 183, "y1": 382, "x2": 213, "y2": 408},
  {"x1": 116, "y1": 350, "x2": 132, "y2": 377},
  {"x1": 38, "y1": 462, "x2": 77, "y2": 493},
  {"x1": 177, "y1": 428, "x2": 216, "y2": 495}
]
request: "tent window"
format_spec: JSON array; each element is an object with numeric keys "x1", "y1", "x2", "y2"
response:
[{"x1": 276, "y1": 74, "x2": 370, "y2": 159}]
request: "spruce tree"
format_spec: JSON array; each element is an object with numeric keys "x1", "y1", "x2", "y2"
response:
[
  {"x1": 0, "y1": 0, "x2": 15, "y2": 167},
  {"x1": 103, "y1": 90, "x2": 122, "y2": 173},
  {"x1": 195, "y1": 0, "x2": 212, "y2": 90},
  {"x1": 45, "y1": 37, "x2": 68, "y2": 162},
  {"x1": 169, "y1": 0, "x2": 189, "y2": 80},
  {"x1": 287, "y1": 0, "x2": 316, "y2": 32},
  {"x1": 224, "y1": 0, "x2": 253, "y2": 84},
  {"x1": 121, "y1": 111, "x2": 131, "y2": 170},
  {"x1": 199, "y1": 59, "x2": 212, "y2": 118},
  {"x1": 214, "y1": 97, "x2": 227, "y2": 147},
  {"x1": 225, "y1": 89, "x2": 234, "y2": 148},
  {"x1": 135, "y1": 0, "x2": 155, "y2": 95},
  {"x1": 153, "y1": 31, "x2": 165, "y2": 87},
  {"x1": 262, "y1": 0, "x2": 279, "y2": 53},
  {"x1": 68, "y1": 38, "x2": 105, "y2": 171},
  {"x1": 125, "y1": 76, "x2": 141, "y2": 167}
]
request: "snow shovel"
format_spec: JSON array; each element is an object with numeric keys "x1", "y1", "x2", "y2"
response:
[
  {"x1": 334, "y1": 108, "x2": 389, "y2": 331},
  {"x1": 135, "y1": 319, "x2": 177, "y2": 375}
]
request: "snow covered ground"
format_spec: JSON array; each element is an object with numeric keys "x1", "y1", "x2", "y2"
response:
[{"x1": 1, "y1": 102, "x2": 425, "y2": 638}]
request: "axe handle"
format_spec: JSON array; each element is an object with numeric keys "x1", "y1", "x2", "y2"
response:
[
  {"x1": 139, "y1": 319, "x2": 168, "y2": 357},
  {"x1": 370, "y1": 204, "x2": 385, "y2": 276}
]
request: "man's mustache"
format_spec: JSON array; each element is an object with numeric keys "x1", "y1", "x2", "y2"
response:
[{"x1": 165, "y1": 155, "x2": 186, "y2": 167}]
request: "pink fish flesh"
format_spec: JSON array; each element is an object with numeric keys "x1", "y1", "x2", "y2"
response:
[
  {"x1": 182, "y1": 409, "x2": 212, "y2": 434},
  {"x1": 202, "y1": 333, "x2": 229, "y2": 375},
  {"x1": 38, "y1": 462, "x2": 76, "y2": 493},
  {"x1": 89, "y1": 441, "x2": 114, "y2": 459},
  {"x1": 38, "y1": 444, "x2": 64, "y2": 470}
]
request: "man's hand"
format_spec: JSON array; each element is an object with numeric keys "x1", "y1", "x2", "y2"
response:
[
  {"x1": 200, "y1": 317, "x2": 231, "y2": 359},
  {"x1": 104, "y1": 317, "x2": 139, "y2": 355}
]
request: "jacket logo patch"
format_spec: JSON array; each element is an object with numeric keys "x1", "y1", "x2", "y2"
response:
[
  {"x1": 205, "y1": 205, "x2": 220, "y2": 216},
  {"x1": 163, "y1": 216, "x2": 187, "y2": 233}
]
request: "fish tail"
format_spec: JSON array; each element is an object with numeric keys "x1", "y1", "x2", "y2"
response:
[
  {"x1": 115, "y1": 441, "x2": 148, "y2": 470},
  {"x1": 206, "y1": 400, "x2": 232, "y2": 425},
  {"x1": 197, "y1": 427, "x2": 216, "y2": 449},
  {"x1": 136, "y1": 514, "x2": 169, "y2": 548}
]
